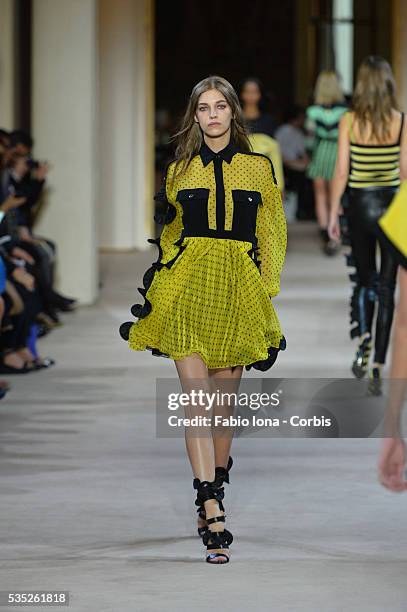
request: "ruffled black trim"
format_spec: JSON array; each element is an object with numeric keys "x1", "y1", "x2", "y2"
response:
[
  {"x1": 246, "y1": 243, "x2": 261, "y2": 269},
  {"x1": 119, "y1": 182, "x2": 186, "y2": 341},
  {"x1": 153, "y1": 174, "x2": 177, "y2": 225},
  {"x1": 119, "y1": 237, "x2": 186, "y2": 341},
  {"x1": 117, "y1": 336, "x2": 287, "y2": 370},
  {"x1": 146, "y1": 346, "x2": 171, "y2": 358},
  {"x1": 154, "y1": 202, "x2": 177, "y2": 225},
  {"x1": 119, "y1": 321, "x2": 133, "y2": 341},
  {"x1": 244, "y1": 336, "x2": 287, "y2": 372}
]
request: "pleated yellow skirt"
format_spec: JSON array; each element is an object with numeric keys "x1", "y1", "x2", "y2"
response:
[{"x1": 123, "y1": 236, "x2": 285, "y2": 370}]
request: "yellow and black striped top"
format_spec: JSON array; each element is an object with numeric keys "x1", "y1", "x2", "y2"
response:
[{"x1": 347, "y1": 111, "x2": 404, "y2": 188}]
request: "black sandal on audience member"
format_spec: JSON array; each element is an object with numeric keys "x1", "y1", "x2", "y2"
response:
[
  {"x1": 0, "y1": 350, "x2": 33, "y2": 374},
  {"x1": 57, "y1": 302, "x2": 77, "y2": 312},
  {"x1": 36, "y1": 312, "x2": 60, "y2": 329},
  {"x1": 51, "y1": 293, "x2": 78, "y2": 312},
  {"x1": 44, "y1": 307, "x2": 63, "y2": 326},
  {"x1": 0, "y1": 361, "x2": 33, "y2": 374},
  {"x1": 31, "y1": 357, "x2": 56, "y2": 370}
]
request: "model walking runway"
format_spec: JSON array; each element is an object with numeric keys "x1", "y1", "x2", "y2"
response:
[{"x1": 120, "y1": 75, "x2": 287, "y2": 563}]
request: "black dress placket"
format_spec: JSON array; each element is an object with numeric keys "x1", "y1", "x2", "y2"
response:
[{"x1": 213, "y1": 154, "x2": 226, "y2": 232}]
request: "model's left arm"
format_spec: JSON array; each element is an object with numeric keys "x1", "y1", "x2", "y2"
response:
[{"x1": 256, "y1": 158, "x2": 287, "y2": 298}]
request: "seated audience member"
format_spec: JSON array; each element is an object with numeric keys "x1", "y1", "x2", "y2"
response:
[
  {"x1": 2, "y1": 131, "x2": 77, "y2": 323},
  {"x1": 275, "y1": 105, "x2": 315, "y2": 220},
  {"x1": 0, "y1": 128, "x2": 78, "y2": 377}
]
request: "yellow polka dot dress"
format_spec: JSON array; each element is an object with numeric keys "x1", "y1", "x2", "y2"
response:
[{"x1": 119, "y1": 139, "x2": 287, "y2": 371}]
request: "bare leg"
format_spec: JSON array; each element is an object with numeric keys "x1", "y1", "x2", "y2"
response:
[
  {"x1": 386, "y1": 268, "x2": 407, "y2": 417},
  {"x1": 390, "y1": 268, "x2": 407, "y2": 379},
  {"x1": 174, "y1": 354, "x2": 239, "y2": 562},
  {"x1": 174, "y1": 353, "x2": 215, "y2": 482},
  {"x1": 313, "y1": 177, "x2": 329, "y2": 230},
  {"x1": 379, "y1": 267, "x2": 407, "y2": 490},
  {"x1": 208, "y1": 365, "x2": 244, "y2": 468}
]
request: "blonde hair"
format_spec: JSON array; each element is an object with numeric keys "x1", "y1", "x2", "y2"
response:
[
  {"x1": 169, "y1": 75, "x2": 251, "y2": 187},
  {"x1": 352, "y1": 55, "x2": 399, "y2": 141},
  {"x1": 314, "y1": 71, "x2": 345, "y2": 105}
]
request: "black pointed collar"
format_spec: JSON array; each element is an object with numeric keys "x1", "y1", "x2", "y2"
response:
[{"x1": 199, "y1": 139, "x2": 239, "y2": 167}]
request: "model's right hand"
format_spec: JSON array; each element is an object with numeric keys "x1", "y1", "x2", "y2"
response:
[
  {"x1": 328, "y1": 213, "x2": 341, "y2": 242},
  {"x1": 378, "y1": 438, "x2": 407, "y2": 492}
]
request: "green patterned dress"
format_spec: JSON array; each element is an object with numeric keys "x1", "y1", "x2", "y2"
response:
[{"x1": 306, "y1": 103, "x2": 348, "y2": 180}]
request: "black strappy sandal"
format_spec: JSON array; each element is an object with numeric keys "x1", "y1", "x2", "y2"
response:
[
  {"x1": 351, "y1": 335, "x2": 372, "y2": 379},
  {"x1": 194, "y1": 456, "x2": 233, "y2": 539},
  {"x1": 193, "y1": 477, "x2": 233, "y2": 564}
]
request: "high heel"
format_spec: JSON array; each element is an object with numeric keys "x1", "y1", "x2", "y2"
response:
[
  {"x1": 194, "y1": 456, "x2": 233, "y2": 538},
  {"x1": 351, "y1": 334, "x2": 372, "y2": 378},
  {"x1": 193, "y1": 478, "x2": 233, "y2": 564},
  {"x1": 368, "y1": 365, "x2": 382, "y2": 396}
]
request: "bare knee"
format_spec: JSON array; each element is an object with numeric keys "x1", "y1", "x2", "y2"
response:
[
  {"x1": 175, "y1": 352, "x2": 209, "y2": 380},
  {"x1": 313, "y1": 178, "x2": 326, "y2": 195}
]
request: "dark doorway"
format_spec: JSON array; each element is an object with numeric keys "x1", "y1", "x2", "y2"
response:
[{"x1": 155, "y1": 0, "x2": 296, "y2": 122}]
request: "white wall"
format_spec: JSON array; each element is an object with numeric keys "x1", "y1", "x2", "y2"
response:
[{"x1": 31, "y1": 0, "x2": 98, "y2": 304}]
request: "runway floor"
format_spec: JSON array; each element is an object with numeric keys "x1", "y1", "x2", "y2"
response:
[{"x1": 0, "y1": 222, "x2": 406, "y2": 612}]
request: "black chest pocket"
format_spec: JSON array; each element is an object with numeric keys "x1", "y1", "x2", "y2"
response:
[
  {"x1": 231, "y1": 190, "x2": 261, "y2": 240},
  {"x1": 177, "y1": 188, "x2": 210, "y2": 234}
]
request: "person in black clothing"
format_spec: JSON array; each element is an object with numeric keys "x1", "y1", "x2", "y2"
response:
[
  {"x1": 0, "y1": 128, "x2": 79, "y2": 376},
  {"x1": 2, "y1": 132, "x2": 77, "y2": 319},
  {"x1": 238, "y1": 77, "x2": 278, "y2": 137},
  {"x1": 0, "y1": 142, "x2": 54, "y2": 373},
  {"x1": 274, "y1": 104, "x2": 315, "y2": 220}
]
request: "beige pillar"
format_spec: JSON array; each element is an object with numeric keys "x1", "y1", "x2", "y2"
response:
[
  {"x1": 392, "y1": 0, "x2": 407, "y2": 111},
  {"x1": 31, "y1": 0, "x2": 98, "y2": 304},
  {"x1": 0, "y1": 0, "x2": 16, "y2": 129},
  {"x1": 98, "y1": 0, "x2": 154, "y2": 251}
]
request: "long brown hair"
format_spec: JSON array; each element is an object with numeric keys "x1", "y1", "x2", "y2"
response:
[
  {"x1": 352, "y1": 55, "x2": 399, "y2": 142},
  {"x1": 169, "y1": 75, "x2": 251, "y2": 187}
]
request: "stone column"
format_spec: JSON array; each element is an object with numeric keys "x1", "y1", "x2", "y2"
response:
[
  {"x1": 31, "y1": 0, "x2": 98, "y2": 304},
  {"x1": 98, "y1": 0, "x2": 155, "y2": 251},
  {"x1": 0, "y1": 0, "x2": 16, "y2": 129}
]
